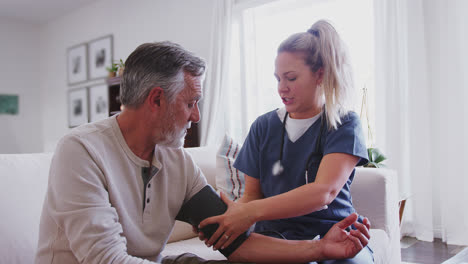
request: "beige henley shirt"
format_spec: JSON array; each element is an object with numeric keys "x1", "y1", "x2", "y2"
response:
[{"x1": 35, "y1": 115, "x2": 207, "y2": 264}]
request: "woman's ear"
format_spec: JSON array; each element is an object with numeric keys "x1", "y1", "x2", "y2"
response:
[{"x1": 316, "y1": 68, "x2": 324, "y2": 85}]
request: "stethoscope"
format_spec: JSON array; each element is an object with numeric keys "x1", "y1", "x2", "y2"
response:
[
  {"x1": 272, "y1": 110, "x2": 326, "y2": 184},
  {"x1": 272, "y1": 111, "x2": 328, "y2": 211}
]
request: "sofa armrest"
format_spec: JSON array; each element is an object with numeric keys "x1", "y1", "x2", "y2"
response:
[
  {"x1": 351, "y1": 167, "x2": 401, "y2": 263},
  {"x1": 352, "y1": 168, "x2": 399, "y2": 232}
]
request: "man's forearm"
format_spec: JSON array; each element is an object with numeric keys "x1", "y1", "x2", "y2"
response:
[{"x1": 228, "y1": 233, "x2": 324, "y2": 264}]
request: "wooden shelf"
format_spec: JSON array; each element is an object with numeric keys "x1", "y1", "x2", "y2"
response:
[{"x1": 106, "y1": 76, "x2": 122, "y2": 86}]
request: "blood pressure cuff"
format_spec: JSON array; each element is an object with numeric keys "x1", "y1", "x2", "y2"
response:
[{"x1": 175, "y1": 185, "x2": 249, "y2": 257}]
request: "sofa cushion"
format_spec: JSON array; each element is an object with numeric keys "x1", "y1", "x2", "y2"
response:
[
  {"x1": 167, "y1": 221, "x2": 198, "y2": 243},
  {"x1": 0, "y1": 153, "x2": 53, "y2": 264},
  {"x1": 185, "y1": 145, "x2": 218, "y2": 187},
  {"x1": 216, "y1": 134, "x2": 245, "y2": 201}
]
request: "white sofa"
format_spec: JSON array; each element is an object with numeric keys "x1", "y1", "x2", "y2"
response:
[{"x1": 0, "y1": 146, "x2": 401, "y2": 263}]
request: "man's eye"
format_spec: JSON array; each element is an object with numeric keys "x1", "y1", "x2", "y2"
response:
[
  {"x1": 288, "y1": 77, "x2": 296, "y2": 81},
  {"x1": 188, "y1": 103, "x2": 195, "y2": 108}
]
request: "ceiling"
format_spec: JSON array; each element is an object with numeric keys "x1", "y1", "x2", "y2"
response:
[{"x1": 0, "y1": 0, "x2": 97, "y2": 24}]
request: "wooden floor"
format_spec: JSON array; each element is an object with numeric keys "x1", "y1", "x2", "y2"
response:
[{"x1": 401, "y1": 237, "x2": 468, "y2": 264}]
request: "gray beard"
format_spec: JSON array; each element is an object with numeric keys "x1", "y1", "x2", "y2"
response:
[
  {"x1": 159, "y1": 127, "x2": 186, "y2": 148},
  {"x1": 159, "y1": 106, "x2": 189, "y2": 148}
]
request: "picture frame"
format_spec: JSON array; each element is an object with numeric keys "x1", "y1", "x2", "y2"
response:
[
  {"x1": 67, "y1": 43, "x2": 88, "y2": 85},
  {"x1": 89, "y1": 84, "x2": 109, "y2": 122},
  {"x1": 0, "y1": 94, "x2": 19, "y2": 115},
  {"x1": 68, "y1": 87, "x2": 88, "y2": 128},
  {"x1": 88, "y1": 35, "x2": 113, "y2": 80}
]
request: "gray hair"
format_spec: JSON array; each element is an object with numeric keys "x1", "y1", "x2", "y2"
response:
[
  {"x1": 278, "y1": 20, "x2": 354, "y2": 130},
  {"x1": 120, "y1": 41, "x2": 206, "y2": 108}
]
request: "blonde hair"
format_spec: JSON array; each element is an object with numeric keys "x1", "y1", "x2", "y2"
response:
[{"x1": 278, "y1": 20, "x2": 354, "y2": 130}]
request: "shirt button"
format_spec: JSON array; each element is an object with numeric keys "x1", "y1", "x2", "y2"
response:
[
  {"x1": 148, "y1": 184, "x2": 151, "y2": 188},
  {"x1": 147, "y1": 198, "x2": 150, "y2": 203}
]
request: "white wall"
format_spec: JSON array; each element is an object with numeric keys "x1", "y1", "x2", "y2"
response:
[
  {"x1": 39, "y1": 0, "x2": 216, "y2": 151},
  {"x1": 0, "y1": 18, "x2": 43, "y2": 153}
]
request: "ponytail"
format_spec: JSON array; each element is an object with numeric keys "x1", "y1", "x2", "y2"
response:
[{"x1": 278, "y1": 20, "x2": 354, "y2": 130}]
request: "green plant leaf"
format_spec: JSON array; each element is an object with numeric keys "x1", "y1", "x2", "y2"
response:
[
  {"x1": 367, "y1": 148, "x2": 376, "y2": 161},
  {"x1": 374, "y1": 154, "x2": 386, "y2": 163},
  {"x1": 365, "y1": 147, "x2": 387, "y2": 167},
  {"x1": 372, "y1": 148, "x2": 387, "y2": 163},
  {"x1": 106, "y1": 63, "x2": 119, "y2": 73}
]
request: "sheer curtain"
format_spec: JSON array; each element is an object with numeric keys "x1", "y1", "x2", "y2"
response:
[
  {"x1": 199, "y1": 0, "x2": 234, "y2": 146},
  {"x1": 375, "y1": 0, "x2": 468, "y2": 245}
]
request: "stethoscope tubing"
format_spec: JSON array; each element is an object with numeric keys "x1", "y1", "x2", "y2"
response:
[{"x1": 275, "y1": 110, "x2": 326, "y2": 183}]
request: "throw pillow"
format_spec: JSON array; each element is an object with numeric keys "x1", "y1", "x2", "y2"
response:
[{"x1": 216, "y1": 134, "x2": 245, "y2": 201}]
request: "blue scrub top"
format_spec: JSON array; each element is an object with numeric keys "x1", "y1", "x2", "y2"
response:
[{"x1": 234, "y1": 110, "x2": 368, "y2": 240}]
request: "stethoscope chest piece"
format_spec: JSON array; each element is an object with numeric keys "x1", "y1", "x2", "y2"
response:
[
  {"x1": 272, "y1": 110, "x2": 326, "y2": 182},
  {"x1": 272, "y1": 160, "x2": 284, "y2": 176}
]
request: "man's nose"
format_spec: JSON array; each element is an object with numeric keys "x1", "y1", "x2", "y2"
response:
[{"x1": 190, "y1": 105, "x2": 200, "y2": 123}]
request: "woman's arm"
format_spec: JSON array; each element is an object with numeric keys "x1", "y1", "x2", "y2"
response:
[
  {"x1": 201, "y1": 152, "x2": 359, "y2": 249},
  {"x1": 228, "y1": 213, "x2": 370, "y2": 264},
  {"x1": 237, "y1": 175, "x2": 263, "y2": 203},
  {"x1": 251, "y1": 153, "x2": 359, "y2": 219}
]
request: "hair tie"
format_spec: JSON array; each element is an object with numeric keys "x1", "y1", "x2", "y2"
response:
[{"x1": 307, "y1": 28, "x2": 319, "y2": 37}]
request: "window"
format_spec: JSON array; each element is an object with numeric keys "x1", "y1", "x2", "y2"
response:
[{"x1": 225, "y1": 0, "x2": 375, "y2": 144}]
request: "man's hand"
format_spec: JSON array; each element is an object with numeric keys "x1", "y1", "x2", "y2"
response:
[
  {"x1": 319, "y1": 213, "x2": 371, "y2": 260},
  {"x1": 198, "y1": 192, "x2": 255, "y2": 250}
]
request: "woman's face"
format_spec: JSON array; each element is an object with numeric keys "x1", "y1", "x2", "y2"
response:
[{"x1": 274, "y1": 51, "x2": 323, "y2": 119}]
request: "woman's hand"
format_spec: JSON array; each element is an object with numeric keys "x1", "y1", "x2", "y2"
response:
[
  {"x1": 320, "y1": 213, "x2": 371, "y2": 260},
  {"x1": 198, "y1": 192, "x2": 257, "y2": 250}
]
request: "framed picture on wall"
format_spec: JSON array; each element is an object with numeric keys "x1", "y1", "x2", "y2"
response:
[
  {"x1": 88, "y1": 35, "x2": 113, "y2": 80},
  {"x1": 89, "y1": 84, "x2": 109, "y2": 122},
  {"x1": 68, "y1": 87, "x2": 88, "y2": 127},
  {"x1": 67, "y1": 43, "x2": 87, "y2": 85},
  {"x1": 0, "y1": 94, "x2": 19, "y2": 115}
]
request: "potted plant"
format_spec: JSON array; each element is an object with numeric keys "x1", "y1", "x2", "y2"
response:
[
  {"x1": 359, "y1": 86, "x2": 387, "y2": 168},
  {"x1": 117, "y1": 59, "x2": 125, "y2": 76},
  {"x1": 106, "y1": 63, "x2": 119, "y2": 78}
]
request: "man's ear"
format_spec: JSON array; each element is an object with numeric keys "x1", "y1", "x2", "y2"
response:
[{"x1": 147, "y1": 87, "x2": 163, "y2": 109}]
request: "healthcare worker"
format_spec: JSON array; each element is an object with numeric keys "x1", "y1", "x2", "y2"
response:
[{"x1": 199, "y1": 19, "x2": 373, "y2": 264}]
